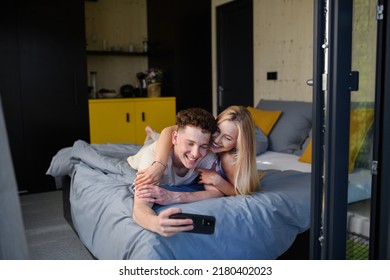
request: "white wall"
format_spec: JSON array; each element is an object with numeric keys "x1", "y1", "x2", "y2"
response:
[{"x1": 253, "y1": 0, "x2": 313, "y2": 105}]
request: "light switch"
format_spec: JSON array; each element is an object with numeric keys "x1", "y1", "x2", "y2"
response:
[{"x1": 267, "y1": 72, "x2": 278, "y2": 80}]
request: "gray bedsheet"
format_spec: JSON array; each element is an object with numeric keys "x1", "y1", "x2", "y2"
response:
[{"x1": 47, "y1": 140, "x2": 311, "y2": 260}]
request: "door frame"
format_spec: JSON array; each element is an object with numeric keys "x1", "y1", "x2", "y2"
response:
[
  {"x1": 310, "y1": 0, "x2": 326, "y2": 260},
  {"x1": 322, "y1": 0, "x2": 354, "y2": 259},
  {"x1": 311, "y1": 0, "x2": 354, "y2": 259},
  {"x1": 370, "y1": 0, "x2": 390, "y2": 259},
  {"x1": 312, "y1": 0, "x2": 390, "y2": 259},
  {"x1": 216, "y1": 0, "x2": 253, "y2": 114}
]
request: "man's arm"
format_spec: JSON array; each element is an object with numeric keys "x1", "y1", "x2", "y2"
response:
[{"x1": 132, "y1": 191, "x2": 194, "y2": 237}]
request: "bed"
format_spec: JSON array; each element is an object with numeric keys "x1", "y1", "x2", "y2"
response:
[{"x1": 47, "y1": 99, "x2": 373, "y2": 260}]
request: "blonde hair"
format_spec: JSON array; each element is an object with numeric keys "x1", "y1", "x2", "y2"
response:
[{"x1": 216, "y1": 106, "x2": 259, "y2": 195}]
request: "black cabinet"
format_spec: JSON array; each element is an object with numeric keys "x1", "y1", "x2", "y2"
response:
[
  {"x1": 0, "y1": 0, "x2": 89, "y2": 193},
  {"x1": 147, "y1": 0, "x2": 212, "y2": 112}
]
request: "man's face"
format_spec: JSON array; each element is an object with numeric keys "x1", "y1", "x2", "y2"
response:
[{"x1": 172, "y1": 126, "x2": 211, "y2": 169}]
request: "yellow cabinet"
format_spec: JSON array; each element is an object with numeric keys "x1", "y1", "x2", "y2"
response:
[{"x1": 89, "y1": 97, "x2": 176, "y2": 144}]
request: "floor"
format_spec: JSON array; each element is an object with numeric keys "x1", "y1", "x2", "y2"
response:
[{"x1": 20, "y1": 190, "x2": 94, "y2": 260}]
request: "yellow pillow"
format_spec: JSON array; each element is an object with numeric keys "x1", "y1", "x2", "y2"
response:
[
  {"x1": 298, "y1": 138, "x2": 312, "y2": 163},
  {"x1": 299, "y1": 108, "x2": 374, "y2": 173},
  {"x1": 349, "y1": 108, "x2": 374, "y2": 172},
  {"x1": 247, "y1": 106, "x2": 282, "y2": 136}
]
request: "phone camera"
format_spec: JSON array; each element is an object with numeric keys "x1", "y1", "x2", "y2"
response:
[{"x1": 203, "y1": 219, "x2": 214, "y2": 227}]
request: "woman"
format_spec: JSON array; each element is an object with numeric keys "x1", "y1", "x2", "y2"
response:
[{"x1": 134, "y1": 105, "x2": 260, "y2": 200}]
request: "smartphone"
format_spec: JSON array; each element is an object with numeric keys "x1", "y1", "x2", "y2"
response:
[{"x1": 170, "y1": 213, "x2": 216, "y2": 234}]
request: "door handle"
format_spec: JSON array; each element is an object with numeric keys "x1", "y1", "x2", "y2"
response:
[
  {"x1": 218, "y1": 86, "x2": 224, "y2": 106},
  {"x1": 142, "y1": 112, "x2": 145, "y2": 121},
  {"x1": 126, "y1": 113, "x2": 130, "y2": 122},
  {"x1": 306, "y1": 79, "x2": 313, "y2": 86}
]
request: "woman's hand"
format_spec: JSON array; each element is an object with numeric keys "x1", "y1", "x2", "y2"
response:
[
  {"x1": 134, "y1": 162, "x2": 165, "y2": 187},
  {"x1": 154, "y1": 207, "x2": 194, "y2": 237},
  {"x1": 196, "y1": 163, "x2": 222, "y2": 187},
  {"x1": 197, "y1": 162, "x2": 237, "y2": 196},
  {"x1": 136, "y1": 184, "x2": 179, "y2": 205}
]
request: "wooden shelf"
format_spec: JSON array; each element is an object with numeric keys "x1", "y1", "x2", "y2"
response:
[{"x1": 86, "y1": 50, "x2": 148, "y2": 56}]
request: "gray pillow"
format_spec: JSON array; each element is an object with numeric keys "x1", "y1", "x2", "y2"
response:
[
  {"x1": 297, "y1": 129, "x2": 312, "y2": 156},
  {"x1": 254, "y1": 124, "x2": 268, "y2": 155},
  {"x1": 256, "y1": 100, "x2": 312, "y2": 154}
]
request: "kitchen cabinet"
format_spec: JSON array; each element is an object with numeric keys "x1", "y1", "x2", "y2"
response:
[
  {"x1": 89, "y1": 97, "x2": 176, "y2": 144},
  {"x1": 0, "y1": 0, "x2": 89, "y2": 193}
]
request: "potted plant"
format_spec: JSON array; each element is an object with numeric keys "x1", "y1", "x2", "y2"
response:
[{"x1": 145, "y1": 68, "x2": 163, "y2": 97}]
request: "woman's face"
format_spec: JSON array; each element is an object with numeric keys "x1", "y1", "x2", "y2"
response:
[{"x1": 210, "y1": 120, "x2": 238, "y2": 153}]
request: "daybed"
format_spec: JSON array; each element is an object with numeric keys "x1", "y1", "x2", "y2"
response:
[{"x1": 47, "y1": 99, "x2": 373, "y2": 260}]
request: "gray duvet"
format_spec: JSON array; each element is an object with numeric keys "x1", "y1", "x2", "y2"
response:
[{"x1": 47, "y1": 140, "x2": 311, "y2": 259}]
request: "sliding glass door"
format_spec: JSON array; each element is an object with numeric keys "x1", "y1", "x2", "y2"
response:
[
  {"x1": 370, "y1": 0, "x2": 390, "y2": 260},
  {"x1": 346, "y1": 0, "x2": 377, "y2": 259},
  {"x1": 311, "y1": 0, "x2": 389, "y2": 259},
  {"x1": 322, "y1": 0, "x2": 355, "y2": 259}
]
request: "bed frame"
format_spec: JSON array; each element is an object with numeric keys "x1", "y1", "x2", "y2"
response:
[
  {"x1": 61, "y1": 176, "x2": 75, "y2": 231},
  {"x1": 60, "y1": 175, "x2": 310, "y2": 260}
]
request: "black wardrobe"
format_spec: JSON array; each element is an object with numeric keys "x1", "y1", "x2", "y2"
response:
[
  {"x1": 0, "y1": 0, "x2": 90, "y2": 193},
  {"x1": 147, "y1": 0, "x2": 212, "y2": 112}
]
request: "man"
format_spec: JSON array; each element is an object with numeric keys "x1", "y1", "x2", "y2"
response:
[{"x1": 128, "y1": 108, "x2": 222, "y2": 237}]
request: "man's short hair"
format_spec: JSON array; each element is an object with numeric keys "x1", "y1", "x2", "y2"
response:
[{"x1": 176, "y1": 108, "x2": 218, "y2": 135}]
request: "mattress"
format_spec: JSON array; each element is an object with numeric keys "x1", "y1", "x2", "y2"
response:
[
  {"x1": 256, "y1": 151, "x2": 311, "y2": 173},
  {"x1": 256, "y1": 151, "x2": 372, "y2": 204}
]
